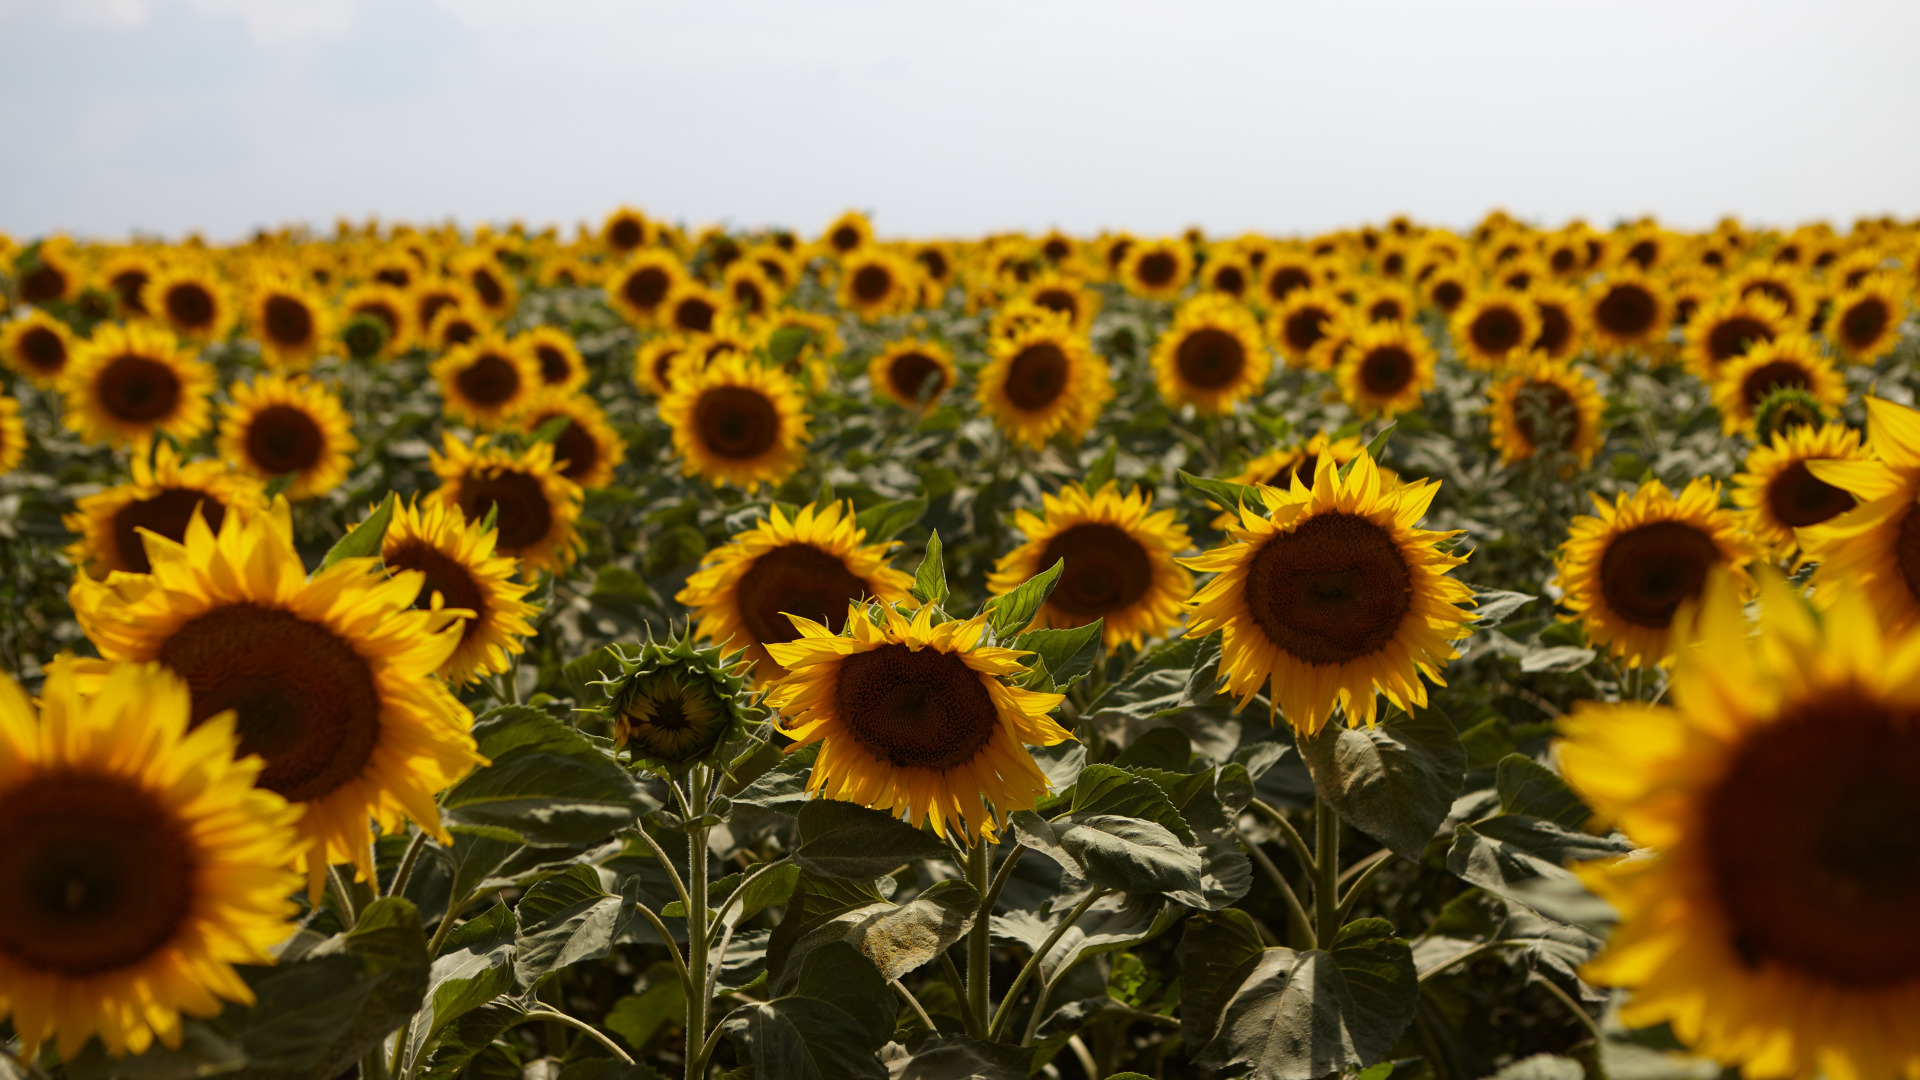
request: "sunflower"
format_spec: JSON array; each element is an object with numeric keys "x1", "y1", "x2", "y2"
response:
[
  {"x1": 425, "y1": 301, "x2": 489, "y2": 351},
  {"x1": 747, "y1": 243, "x2": 802, "y2": 292},
  {"x1": 0, "y1": 660, "x2": 301, "y2": 1059},
  {"x1": 99, "y1": 249, "x2": 159, "y2": 316},
  {"x1": 820, "y1": 210, "x2": 875, "y2": 259},
  {"x1": 1, "y1": 308, "x2": 77, "y2": 387},
  {"x1": 655, "y1": 280, "x2": 721, "y2": 336},
  {"x1": 59, "y1": 322, "x2": 214, "y2": 448},
  {"x1": 765, "y1": 602, "x2": 1071, "y2": 842},
  {"x1": 451, "y1": 251, "x2": 517, "y2": 320},
  {"x1": 364, "y1": 251, "x2": 418, "y2": 291},
  {"x1": 1119, "y1": 238, "x2": 1195, "y2": 300},
  {"x1": 1711, "y1": 335, "x2": 1847, "y2": 437},
  {"x1": 634, "y1": 336, "x2": 692, "y2": 397},
  {"x1": 678, "y1": 499, "x2": 915, "y2": 683},
  {"x1": 15, "y1": 240, "x2": 81, "y2": 305},
  {"x1": 428, "y1": 435, "x2": 585, "y2": 577},
  {"x1": 601, "y1": 206, "x2": 657, "y2": 257},
  {"x1": 1268, "y1": 287, "x2": 1349, "y2": 371},
  {"x1": 0, "y1": 393, "x2": 23, "y2": 476},
  {"x1": 216, "y1": 373, "x2": 359, "y2": 500},
  {"x1": 63, "y1": 443, "x2": 265, "y2": 579},
  {"x1": 1202, "y1": 252, "x2": 1256, "y2": 300},
  {"x1": 607, "y1": 251, "x2": 688, "y2": 327},
  {"x1": 142, "y1": 265, "x2": 235, "y2": 343},
  {"x1": 1731, "y1": 422, "x2": 1867, "y2": 558},
  {"x1": 1422, "y1": 266, "x2": 1472, "y2": 316},
  {"x1": 763, "y1": 308, "x2": 842, "y2": 393},
  {"x1": 836, "y1": 249, "x2": 918, "y2": 322},
  {"x1": 869, "y1": 338, "x2": 958, "y2": 414},
  {"x1": 1221, "y1": 430, "x2": 1369, "y2": 505},
  {"x1": 1524, "y1": 282, "x2": 1589, "y2": 362},
  {"x1": 536, "y1": 255, "x2": 597, "y2": 290},
  {"x1": 1730, "y1": 262, "x2": 1811, "y2": 323},
  {"x1": 1551, "y1": 477, "x2": 1757, "y2": 668},
  {"x1": 1020, "y1": 270, "x2": 1102, "y2": 335},
  {"x1": 1148, "y1": 294, "x2": 1269, "y2": 415},
  {"x1": 1582, "y1": 271, "x2": 1669, "y2": 354},
  {"x1": 1683, "y1": 292, "x2": 1789, "y2": 382},
  {"x1": 246, "y1": 274, "x2": 331, "y2": 370},
  {"x1": 409, "y1": 278, "x2": 473, "y2": 342},
  {"x1": 1183, "y1": 453, "x2": 1474, "y2": 735},
  {"x1": 1559, "y1": 570, "x2": 1920, "y2": 1080},
  {"x1": 1826, "y1": 275, "x2": 1907, "y2": 363},
  {"x1": 1334, "y1": 320, "x2": 1436, "y2": 420},
  {"x1": 1356, "y1": 280, "x2": 1417, "y2": 325},
  {"x1": 516, "y1": 325, "x2": 588, "y2": 393},
  {"x1": 1258, "y1": 251, "x2": 1321, "y2": 307},
  {"x1": 519, "y1": 387, "x2": 626, "y2": 490},
  {"x1": 1486, "y1": 353, "x2": 1605, "y2": 470},
  {"x1": 1450, "y1": 290, "x2": 1541, "y2": 370},
  {"x1": 382, "y1": 496, "x2": 540, "y2": 687},
  {"x1": 1614, "y1": 224, "x2": 1674, "y2": 271},
  {"x1": 986, "y1": 481, "x2": 1192, "y2": 650},
  {"x1": 660, "y1": 353, "x2": 810, "y2": 492},
  {"x1": 432, "y1": 332, "x2": 541, "y2": 429},
  {"x1": 339, "y1": 283, "x2": 416, "y2": 358},
  {"x1": 977, "y1": 318, "x2": 1110, "y2": 450}
]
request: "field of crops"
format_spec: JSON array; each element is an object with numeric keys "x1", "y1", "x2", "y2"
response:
[{"x1": 0, "y1": 208, "x2": 1917, "y2": 1080}]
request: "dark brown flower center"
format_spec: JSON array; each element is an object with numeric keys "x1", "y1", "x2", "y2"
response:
[
  {"x1": 20, "y1": 265, "x2": 68, "y2": 303},
  {"x1": 1599, "y1": 520, "x2": 1720, "y2": 628},
  {"x1": 165, "y1": 283, "x2": 216, "y2": 332},
  {"x1": 1469, "y1": 306, "x2": 1524, "y2": 355},
  {"x1": 1245, "y1": 512, "x2": 1412, "y2": 665},
  {"x1": 1033, "y1": 288, "x2": 1079, "y2": 320},
  {"x1": 112, "y1": 488, "x2": 225, "y2": 574},
  {"x1": 1740, "y1": 360, "x2": 1812, "y2": 410},
  {"x1": 1212, "y1": 266, "x2": 1247, "y2": 295},
  {"x1": 652, "y1": 348, "x2": 684, "y2": 391},
  {"x1": 830, "y1": 225, "x2": 862, "y2": 253},
  {"x1": 1513, "y1": 383, "x2": 1577, "y2": 449},
  {"x1": 1533, "y1": 303, "x2": 1572, "y2": 355},
  {"x1": 385, "y1": 538, "x2": 488, "y2": 645},
  {"x1": 673, "y1": 296, "x2": 717, "y2": 334},
  {"x1": 1176, "y1": 327, "x2": 1248, "y2": 390},
  {"x1": 915, "y1": 249, "x2": 949, "y2": 281},
  {"x1": 469, "y1": 268, "x2": 506, "y2": 308},
  {"x1": 158, "y1": 603, "x2": 381, "y2": 803},
  {"x1": 1358, "y1": 345, "x2": 1414, "y2": 398},
  {"x1": 1266, "y1": 267, "x2": 1311, "y2": 303},
  {"x1": 1106, "y1": 240, "x2": 1133, "y2": 272},
  {"x1": 737, "y1": 543, "x2": 871, "y2": 649},
  {"x1": 835, "y1": 643, "x2": 999, "y2": 771},
  {"x1": 355, "y1": 301, "x2": 400, "y2": 338},
  {"x1": 1625, "y1": 240, "x2": 1658, "y2": 268},
  {"x1": 246, "y1": 404, "x2": 325, "y2": 475},
  {"x1": 733, "y1": 279, "x2": 766, "y2": 315},
  {"x1": 1266, "y1": 454, "x2": 1320, "y2": 488},
  {"x1": 887, "y1": 352, "x2": 947, "y2": 405},
  {"x1": 1283, "y1": 307, "x2": 1329, "y2": 353},
  {"x1": 1004, "y1": 343, "x2": 1070, "y2": 411},
  {"x1": 262, "y1": 295, "x2": 314, "y2": 348},
  {"x1": 111, "y1": 269, "x2": 150, "y2": 314},
  {"x1": 1895, "y1": 507, "x2": 1920, "y2": 603},
  {"x1": 851, "y1": 265, "x2": 893, "y2": 304},
  {"x1": 608, "y1": 218, "x2": 644, "y2": 251},
  {"x1": 693, "y1": 386, "x2": 779, "y2": 460},
  {"x1": 1596, "y1": 284, "x2": 1657, "y2": 338},
  {"x1": 97, "y1": 353, "x2": 183, "y2": 423},
  {"x1": 536, "y1": 344, "x2": 572, "y2": 384},
  {"x1": 1707, "y1": 315, "x2": 1775, "y2": 365},
  {"x1": 1705, "y1": 693, "x2": 1920, "y2": 986},
  {"x1": 442, "y1": 319, "x2": 478, "y2": 347},
  {"x1": 537, "y1": 412, "x2": 599, "y2": 483},
  {"x1": 1840, "y1": 297, "x2": 1890, "y2": 349},
  {"x1": 458, "y1": 470, "x2": 554, "y2": 551},
  {"x1": 1038, "y1": 523, "x2": 1153, "y2": 620},
  {"x1": 18, "y1": 325, "x2": 68, "y2": 374},
  {"x1": 1740, "y1": 281, "x2": 1795, "y2": 316},
  {"x1": 418, "y1": 292, "x2": 457, "y2": 330},
  {"x1": 0, "y1": 774, "x2": 195, "y2": 975},
  {"x1": 1135, "y1": 252, "x2": 1178, "y2": 287},
  {"x1": 1766, "y1": 462, "x2": 1855, "y2": 529},
  {"x1": 1431, "y1": 280, "x2": 1465, "y2": 312},
  {"x1": 1368, "y1": 298, "x2": 1405, "y2": 323},
  {"x1": 376, "y1": 267, "x2": 411, "y2": 288},
  {"x1": 622, "y1": 267, "x2": 671, "y2": 313},
  {"x1": 455, "y1": 351, "x2": 523, "y2": 408}
]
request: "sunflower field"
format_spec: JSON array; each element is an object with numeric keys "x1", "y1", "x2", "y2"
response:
[{"x1": 0, "y1": 208, "x2": 1917, "y2": 1080}]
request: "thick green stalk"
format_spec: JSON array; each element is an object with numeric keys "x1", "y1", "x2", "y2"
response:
[
  {"x1": 966, "y1": 841, "x2": 992, "y2": 1036},
  {"x1": 684, "y1": 767, "x2": 712, "y2": 1080}
]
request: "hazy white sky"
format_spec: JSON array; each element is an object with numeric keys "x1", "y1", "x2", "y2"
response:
[{"x1": 2, "y1": 0, "x2": 1916, "y2": 241}]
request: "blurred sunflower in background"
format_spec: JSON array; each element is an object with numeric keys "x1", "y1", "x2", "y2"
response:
[
  {"x1": 246, "y1": 274, "x2": 330, "y2": 370},
  {"x1": 433, "y1": 333, "x2": 541, "y2": 429},
  {"x1": 819, "y1": 209, "x2": 874, "y2": 259},
  {"x1": 1151, "y1": 294, "x2": 1270, "y2": 415},
  {"x1": 99, "y1": 249, "x2": 158, "y2": 316},
  {"x1": 1020, "y1": 270, "x2": 1101, "y2": 335},
  {"x1": 660, "y1": 353, "x2": 810, "y2": 491},
  {"x1": 1, "y1": 308, "x2": 76, "y2": 387},
  {"x1": 600, "y1": 205, "x2": 656, "y2": 257},
  {"x1": 1826, "y1": 275, "x2": 1907, "y2": 362},
  {"x1": 1120, "y1": 237, "x2": 1194, "y2": 300},
  {"x1": 1731, "y1": 422, "x2": 1865, "y2": 558},
  {"x1": 517, "y1": 325, "x2": 589, "y2": 393},
  {"x1": 1684, "y1": 292, "x2": 1788, "y2": 381},
  {"x1": 1337, "y1": 320, "x2": 1436, "y2": 420},
  {"x1": 837, "y1": 249, "x2": 918, "y2": 321},
  {"x1": 143, "y1": 264, "x2": 234, "y2": 343},
  {"x1": 1585, "y1": 271, "x2": 1670, "y2": 354},
  {"x1": 1451, "y1": 290, "x2": 1540, "y2": 369},
  {"x1": 0, "y1": 392, "x2": 25, "y2": 476},
  {"x1": 976, "y1": 316, "x2": 1109, "y2": 448},
  {"x1": 1799, "y1": 397, "x2": 1920, "y2": 633},
  {"x1": 869, "y1": 338, "x2": 957, "y2": 414},
  {"x1": 1268, "y1": 287, "x2": 1347, "y2": 370},
  {"x1": 1522, "y1": 282, "x2": 1588, "y2": 361},
  {"x1": 1711, "y1": 335, "x2": 1846, "y2": 436},
  {"x1": 382, "y1": 496, "x2": 540, "y2": 686},
  {"x1": 216, "y1": 373, "x2": 359, "y2": 500},
  {"x1": 662, "y1": 280, "x2": 724, "y2": 335},
  {"x1": 518, "y1": 387, "x2": 626, "y2": 489},
  {"x1": 1486, "y1": 353, "x2": 1604, "y2": 470},
  {"x1": 59, "y1": 322, "x2": 214, "y2": 448},
  {"x1": 339, "y1": 283, "x2": 415, "y2": 358},
  {"x1": 607, "y1": 251, "x2": 687, "y2": 327}
]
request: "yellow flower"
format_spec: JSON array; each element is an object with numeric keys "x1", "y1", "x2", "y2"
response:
[
  {"x1": 1, "y1": 309, "x2": 77, "y2": 387},
  {"x1": 0, "y1": 660, "x2": 301, "y2": 1059},
  {"x1": 1336, "y1": 320, "x2": 1436, "y2": 420},
  {"x1": 1826, "y1": 275, "x2": 1907, "y2": 363},
  {"x1": 1151, "y1": 294, "x2": 1272, "y2": 416},
  {"x1": 142, "y1": 264, "x2": 235, "y2": 343},
  {"x1": 1729, "y1": 261, "x2": 1812, "y2": 323},
  {"x1": 976, "y1": 317, "x2": 1111, "y2": 449},
  {"x1": 0, "y1": 392, "x2": 23, "y2": 476},
  {"x1": 663, "y1": 280, "x2": 726, "y2": 335},
  {"x1": 1450, "y1": 290, "x2": 1541, "y2": 370},
  {"x1": 1560, "y1": 569, "x2": 1920, "y2": 1080},
  {"x1": 216, "y1": 373, "x2": 359, "y2": 500},
  {"x1": 869, "y1": 338, "x2": 958, "y2": 414},
  {"x1": 722, "y1": 260, "x2": 781, "y2": 319},
  {"x1": 339, "y1": 283, "x2": 416, "y2": 357},
  {"x1": 246, "y1": 273, "x2": 331, "y2": 370},
  {"x1": 517, "y1": 325, "x2": 589, "y2": 393},
  {"x1": 1018, "y1": 270, "x2": 1102, "y2": 335},
  {"x1": 450, "y1": 249, "x2": 518, "y2": 320},
  {"x1": 58, "y1": 321, "x2": 215, "y2": 448},
  {"x1": 987, "y1": 481, "x2": 1192, "y2": 650},
  {"x1": 1119, "y1": 237, "x2": 1194, "y2": 300},
  {"x1": 1183, "y1": 453, "x2": 1474, "y2": 735},
  {"x1": 1523, "y1": 282, "x2": 1590, "y2": 362},
  {"x1": 659, "y1": 353, "x2": 811, "y2": 492},
  {"x1": 68, "y1": 499, "x2": 481, "y2": 897},
  {"x1": 1267, "y1": 287, "x2": 1349, "y2": 370},
  {"x1": 1485, "y1": 352, "x2": 1605, "y2": 470},
  {"x1": 1711, "y1": 335, "x2": 1847, "y2": 436},
  {"x1": 1354, "y1": 280, "x2": 1418, "y2": 326},
  {"x1": 677, "y1": 499, "x2": 914, "y2": 683},
  {"x1": 518, "y1": 387, "x2": 627, "y2": 490},
  {"x1": 382, "y1": 496, "x2": 540, "y2": 686},
  {"x1": 99, "y1": 249, "x2": 159, "y2": 317},
  {"x1": 634, "y1": 335, "x2": 692, "y2": 397},
  {"x1": 1683, "y1": 292, "x2": 1789, "y2": 382},
  {"x1": 819, "y1": 210, "x2": 875, "y2": 259},
  {"x1": 432, "y1": 332, "x2": 542, "y2": 430},
  {"x1": 1202, "y1": 251, "x2": 1257, "y2": 301},
  {"x1": 1732, "y1": 422, "x2": 1866, "y2": 558},
  {"x1": 600, "y1": 205, "x2": 657, "y2": 257},
  {"x1": 765, "y1": 603, "x2": 1070, "y2": 842},
  {"x1": 1551, "y1": 477, "x2": 1757, "y2": 668},
  {"x1": 606, "y1": 251, "x2": 688, "y2": 327},
  {"x1": 837, "y1": 249, "x2": 919, "y2": 321},
  {"x1": 1255, "y1": 251, "x2": 1327, "y2": 307},
  {"x1": 428, "y1": 434, "x2": 585, "y2": 577},
  {"x1": 65, "y1": 442, "x2": 268, "y2": 578},
  {"x1": 1796, "y1": 397, "x2": 1920, "y2": 636}
]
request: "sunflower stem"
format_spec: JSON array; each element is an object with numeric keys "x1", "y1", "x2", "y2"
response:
[
  {"x1": 1249, "y1": 798, "x2": 1317, "y2": 877},
  {"x1": 893, "y1": 979, "x2": 941, "y2": 1034},
  {"x1": 940, "y1": 951, "x2": 978, "y2": 1034},
  {"x1": 965, "y1": 840, "x2": 993, "y2": 1037},
  {"x1": 387, "y1": 827, "x2": 428, "y2": 900},
  {"x1": 524, "y1": 1006, "x2": 635, "y2": 1065},
  {"x1": 684, "y1": 766, "x2": 712, "y2": 1080},
  {"x1": 987, "y1": 888, "x2": 1107, "y2": 1041},
  {"x1": 1236, "y1": 826, "x2": 1315, "y2": 947},
  {"x1": 1314, "y1": 797, "x2": 1341, "y2": 949},
  {"x1": 328, "y1": 864, "x2": 360, "y2": 927},
  {"x1": 1538, "y1": 974, "x2": 1605, "y2": 1043}
]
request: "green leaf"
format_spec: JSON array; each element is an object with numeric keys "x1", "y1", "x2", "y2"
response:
[
  {"x1": 403, "y1": 902, "x2": 516, "y2": 1071},
  {"x1": 1068, "y1": 764, "x2": 1197, "y2": 843},
  {"x1": 529, "y1": 414, "x2": 571, "y2": 444},
  {"x1": 442, "y1": 706, "x2": 648, "y2": 848},
  {"x1": 319, "y1": 492, "x2": 397, "y2": 570},
  {"x1": 1298, "y1": 705, "x2": 1466, "y2": 860},
  {"x1": 766, "y1": 872, "x2": 891, "y2": 984},
  {"x1": 512, "y1": 864, "x2": 638, "y2": 988},
  {"x1": 1009, "y1": 810, "x2": 1204, "y2": 897},
  {"x1": 984, "y1": 557, "x2": 1063, "y2": 638},
  {"x1": 479, "y1": 500, "x2": 499, "y2": 534},
  {"x1": 793, "y1": 798, "x2": 953, "y2": 879},
  {"x1": 768, "y1": 325, "x2": 814, "y2": 365},
  {"x1": 853, "y1": 495, "x2": 927, "y2": 542},
  {"x1": 1446, "y1": 816, "x2": 1632, "y2": 903},
  {"x1": 1014, "y1": 621, "x2": 1103, "y2": 689},
  {"x1": 417, "y1": 1000, "x2": 529, "y2": 1080},
  {"x1": 1086, "y1": 631, "x2": 1220, "y2": 723},
  {"x1": 878, "y1": 1031, "x2": 1031, "y2": 1080},
  {"x1": 661, "y1": 862, "x2": 801, "y2": 922},
  {"x1": 1329, "y1": 919, "x2": 1420, "y2": 1064},
  {"x1": 1084, "y1": 440, "x2": 1119, "y2": 492},
  {"x1": 731, "y1": 742, "x2": 818, "y2": 810},
  {"x1": 1176, "y1": 908, "x2": 1267, "y2": 1050},
  {"x1": 722, "y1": 942, "x2": 893, "y2": 1080},
  {"x1": 844, "y1": 879, "x2": 981, "y2": 980},
  {"x1": 1178, "y1": 469, "x2": 1264, "y2": 515},
  {"x1": 1496, "y1": 754, "x2": 1589, "y2": 829},
  {"x1": 1361, "y1": 422, "x2": 1396, "y2": 464},
  {"x1": 603, "y1": 962, "x2": 687, "y2": 1053},
  {"x1": 1519, "y1": 645, "x2": 1597, "y2": 673},
  {"x1": 1114, "y1": 727, "x2": 1192, "y2": 771},
  {"x1": 911, "y1": 530, "x2": 948, "y2": 607},
  {"x1": 1470, "y1": 588, "x2": 1537, "y2": 628}
]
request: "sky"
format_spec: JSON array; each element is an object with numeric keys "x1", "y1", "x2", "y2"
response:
[{"x1": 1, "y1": 0, "x2": 1917, "y2": 242}]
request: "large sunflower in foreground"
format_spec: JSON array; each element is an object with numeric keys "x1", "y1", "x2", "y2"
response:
[
  {"x1": 0, "y1": 661, "x2": 300, "y2": 1059},
  {"x1": 1, "y1": 308, "x2": 77, "y2": 387},
  {"x1": 1486, "y1": 353, "x2": 1605, "y2": 470},
  {"x1": 64, "y1": 442, "x2": 267, "y2": 578},
  {"x1": 1552, "y1": 477, "x2": 1757, "y2": 668},
  {"x1": 1336, "y1": 320, "x2": 1436, "y2": 420},
  {"x1": 1183, "y1": 453, "x2": 1475, "y2": 734},
  {"x1": 987, "y1": 481, "x2": 1192, "y2": 650},
  {"x1": 143, "y1": 265, "x2": 235, "y2": 343},
  {"x1": 678, "y1": 499, "x2": 915, "y2": 683},
  {"x1": 246, "y1": 274, "x2": 330, "y2": 370},
  {"x1": 1150, "y1": 294, "x2": 1271, "y2": 415},
  {"x1": 976, "y1": 317, "x2": 1110, "y2": 449},
  {"x1": 216, "y1": 373, "x2": 359, "y2": 500},
  {"x1": 765, "y1": 603, "x2": 1071, "y2": 842},
  {"x1": 0, "y1": 393, "x2": 24, "y2": 476},
  {"x1": 660, "y1": 353, "x2": 810, "y2": 492},
  {"x1": 1450, "y1": 290, "x2": 1540, "y2": 370},
  {"x1": 1731, "y1": 422, "x2": 1866, "y2": 559},
  {"x1": 432, "y1": 333, "x2": 541, "y2": 430},
  {"x1": 1710, "y1": 335, "x2": 1846, "y2": 437},
  {"x1": 383, "y1": 497, "x2": 540, "y2": 687},
  {"x1": 429, "y1": 435, "x2": 584, "y2": 577},
  {"x1": 519, "y1": 387, "x2": 626, "y2": 490},
  {"x1": 68, "y1": 501, "x2": 481, "y2": 895},
  {"x1": 59, "y1": 322, "x2": 214, "y2": 448},
  {"x1": 869, "y1": 338, "x2": 958, "y2": 414},
  {"x1": 1560, "y1": 570, "x2": 1920, "y2": 1080}
]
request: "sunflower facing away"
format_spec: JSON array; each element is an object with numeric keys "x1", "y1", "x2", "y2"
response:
[
  {"x1": 1711, "y1": 334, "x2": 1846, "y2": 437},
  {"x1": 1486, "y1": 352, "x2": 1605, "y2": 470},
  {"x1": 869, "y1": 338, "x2": 959, "y2": 414},
  {"x1": 429, "y1": 435, "x2": 585, "y2": 577},
  {"x1": 65, "y1": 442, "x2": 268, "y2": 578},
  {"x1": 765, "y1": 603, "x2": 1071, "y2": 842},
  {"x1": 0, "y1": 393, "x2": 24, "y2": 476},
  {"x1": 678, "y1": 499, "x2": 915, "y2": 683},
  {"x1": 1184, "y1": 452, "x2": 1475, "y2": 735},
  {"x1": 519, "y1": 387, "x2": 627, "y2": 490},
  {"x1": 1731, "y1": 421, "x2": 1866, "y2": 559},
  {"x1": 1451, "y1": 290, "x2": 1541, "y2": 370},
  {"x1": 383, "y1": 496, "x2": 541, "y2": 686},
  {"x1": 659, "y1": 353, "x2": 810, "y2": 492},
  {"x1": 987, "y1": 481, "x2": 1193, "y2": 650},
  {"x1": 1336, "y1": 320, "x2": 1437, "y2": 420},
  {"x1": 0, "y1": 661, "x2": 301, "y2": 1059},
  {"x1": 976, "y1": 316, "x2": 1111, "y2": 449},
  {"x1": 1826, "y1": 275, "x2": 1907, "y2": 363},
  {"x1": 432, "y1": 332, "x2": 541, "y2": 429},
  {"x1": 1552, "y1": 477, "x2": 1757, "y2": 667},
  {"x1": 68, "y1": 500, "x2": 481, "y2": 897},
  {"x1": 1560, "y1": 570, "x2": 1920, "y2": 1080},
  {"x1": 246, "y1": 274, "x2": 330, "y2": 370},
  {"x1": 216, "y1": 372, "x2": 359, "y2": 500},
  {"x1": 1150, "y1": 294, "x2": 1271, "y2": 415},
  {"x1": 1, "y1": 308, "x2": 77, "y2": 387},
  {"x1": 142, "y1": 265, "x2": 235, "y2": 343},
  {"x1": 59, "y1": 322, "x2": 215, "y2": 448}
]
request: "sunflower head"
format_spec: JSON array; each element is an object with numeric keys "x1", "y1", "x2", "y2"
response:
[
  {"x1": 65, "y1": 441, "x2": 269, "y2": 578},
  {"x1": 1732, "y1": 421, "x2": 1865, "y2": 558},
  {"x1": 820, "y1": 210, "x2": 874, "y2": 258},
  {"x1": 1019, "y1": 270, "x2": 1102, "y2": 335},
  {"x1": 765, "y1": 602, "x2": 1071, "y2": 842},
  {"x1": 976, "y1": 316, "x2": 1111, "y2": 449},
  {"x1": 1711, "y1": 334, "x2": 1845, "y2": 437},
  {"x1": 601, "y1": 206, "x2": 656, "y2": 256},
  {"x1": 247, "y1": 274, "x2": 331, "y2": 369},
  {"x1": 869, "y1": 338, "x2": 959, "y2": 414},
  {"x1": 1485, "y1": 352, "x2": 1605, "y2": 471},
  {"x1": 340, "y1": 283, "x2": 416, "y2": 357},
  {"x1": 429, "y1": 434, "x2": 585, "y2": 578},
  {"x1": 837, "y1": 249, "x2": 919, "y2": 321},
  {"x1": 217, "y1": 373, "x2": 359, "y2": 500},
  {"x1": 1450, "y1": 290, "x2": 1542, "y2": 370},
  {"x1": 382, "y1": 496, "x2": 540, "y2": 686},
  {"x1": 1337, "y1": 320, "x2": 1436, "y2": 420},
  {"x1": 518, "y1": 325, "x2": 589, "y2": 393},
  {"x1": 597, "y1": 631, "x2": 766, "y2": 775},
  {"x1": 1827, "y1": 274, "x2": 1907, "y2": 362},
  {"x1": 1684, "y1": 291, "x2": 1789, "y2": 381},
  {"x1": 1150, "y1": 294, "x2": 1272, "y2": 416},
  {"x1": 663, "y1": 280, "x2": 725, "y2": 335},
  {"x1": 1, "y1": 309, "x2": 78, "y2": 387},
  {"x1": 1120, "y1": 238, "x2": 1195, "y2": 300},
  {"x1": 607, "y1": 251, "x2": 689, "y2": 327},
  {"x1": 58, "y1": 322, "x2": 215, "y2": 448},
  {"x1": 142, "y1": 265, "x2": 235, "y2": 343},
  {"x1": 659, "y1": 353, "x2": 811, "y2": 492},
  {"x1": 520, "y1": 387, "x2": 627, "y2": 490},
  {"x1": 1268, "y1": 287, "x2": 1349, "y2": 370},
  {"x1": 433, "y1": 332, "x2": 541, "y2": 429}
]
